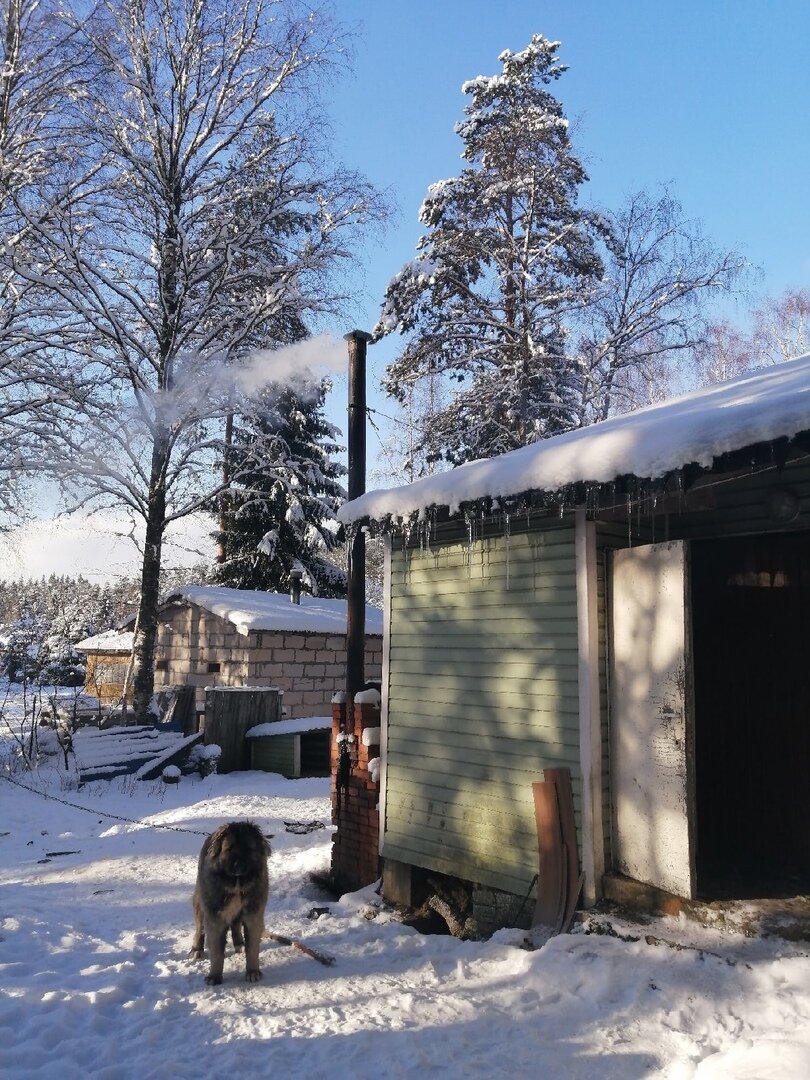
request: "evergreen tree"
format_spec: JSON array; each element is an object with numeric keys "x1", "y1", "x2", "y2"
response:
[
  {"x1": 214, "y1": 382, "x2": 347, "y2": 596},
  {"x1": 378, "y1": 35, "x2": 606, "y2": 466}
]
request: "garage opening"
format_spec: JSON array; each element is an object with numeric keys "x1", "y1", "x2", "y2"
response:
[{"x1": 692, "y1": 531, "x2": 810, "y2": 899}]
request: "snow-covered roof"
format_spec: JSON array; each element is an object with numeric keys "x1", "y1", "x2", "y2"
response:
[
  {"x1": 245, "y1": 715, "x2": 332, "y2": 738},
  {"x1": 339, "y1": 355, "x2": 810, "y2": 524},
  {"x1": 75, "y1": 629, "x2": 135, "y2": 654},
  {"x1": 162, "y1": 586, "x2": 383, "y2": 637}
]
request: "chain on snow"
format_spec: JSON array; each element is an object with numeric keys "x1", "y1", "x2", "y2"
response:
[{"x1": 0, "y1": 773, "x2": 212, "y2": 835}]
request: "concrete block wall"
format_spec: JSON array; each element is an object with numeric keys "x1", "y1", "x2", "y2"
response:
[
  {"x1": 330, "y1": 698, "x2": 382, "y2": 893},
  {"x1": 148, "y1": 601, "x2": 383, "y2": 719}
]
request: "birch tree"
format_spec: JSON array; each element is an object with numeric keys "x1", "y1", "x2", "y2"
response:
[
  {"x1": 18, "y1": 0, "x2": 381, "y2": 718},
  {"x1": 691, "y1": 287, "x2": 810, "y2": 387},
  {"x1": 0, "y1": 0, "x2": 90, "y2": 516},
  {"x1": 572, "y1": 190, "x2": 746, "y2": 421}
]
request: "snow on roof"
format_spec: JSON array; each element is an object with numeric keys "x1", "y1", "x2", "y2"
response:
[
  {"x1": 245, "y1": 715, "x2": 332, "y2": 738},
  {"x1": 75, "y1": 629, "x2": 135, "y2": 654},
  {"x1": 339, "y1": 355, "x2": 810, "y2": 524},
  {"x1": 163, "y1": 586, "x2": 383, "y2": 637}
]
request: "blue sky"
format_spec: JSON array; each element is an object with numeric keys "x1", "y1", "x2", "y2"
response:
[
  {"x1": 320, "y1": 0, "x2": 810, "y2": 472},
  {"x1": 5, "y1": 0, "x2": 809, "y2": 580}
]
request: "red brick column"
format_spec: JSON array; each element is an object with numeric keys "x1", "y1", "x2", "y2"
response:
[{"x1": 329, "y1": 697, "x2": 381, "y2": 893}]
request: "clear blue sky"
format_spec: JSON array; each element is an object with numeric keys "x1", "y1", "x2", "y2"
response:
[
  {"x1": 6, "y1": 1, "x2": 809, "y2": 579},
  {"x1": 320, "y1": 0, "x2": 810, "y2": 472}
]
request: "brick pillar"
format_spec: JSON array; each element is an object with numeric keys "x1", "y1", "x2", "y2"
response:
[{"x1": 329, "y1": 696, "x2": 382, "y2": 893}]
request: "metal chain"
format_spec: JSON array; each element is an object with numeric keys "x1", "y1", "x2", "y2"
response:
[{"x1": 0, "y1": 773, "x2": 212, "y2": 835}]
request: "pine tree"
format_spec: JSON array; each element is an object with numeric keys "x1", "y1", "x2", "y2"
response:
[
  {"x1": 214, "y1": 382, "x2": 347, "y2": 597},
  {"x1": 378, "y1": 35, "x2": 605, "y2": 466}
]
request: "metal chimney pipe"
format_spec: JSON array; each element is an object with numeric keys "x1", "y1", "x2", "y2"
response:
[
  {"x1": 344, "y1": 329, "x2": 372, "y2": 703},
  {"x1": 289, "y1": 567, "x2": 302, "y2": 605}
]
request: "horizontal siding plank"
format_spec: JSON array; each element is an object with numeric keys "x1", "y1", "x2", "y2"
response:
[
  {"x1": 386, "y1": 711, "x2": 581, "y2": 743},
  {"x1": 388, "y1": 658, "x2": 581, "y2": 685},
  {"x1": 391, "y1": 563, "x2": 577, "y2": 589},
  {"x1": 389, "y1": 627, "x2": 579, "y2": 649},
  {"x1": 387, "y1": 688, "x2": 580, "y2": 722},
  {"x1": 390, "y1": 594, "x2": 577, "y2": 617},
  {"x1": 385, "y1": 746, "x2": 580, "y2": 786}
]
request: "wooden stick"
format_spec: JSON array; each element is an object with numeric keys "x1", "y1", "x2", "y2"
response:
[{"x1": 265, "y1": 931, "x2": 335, "y2": 967}]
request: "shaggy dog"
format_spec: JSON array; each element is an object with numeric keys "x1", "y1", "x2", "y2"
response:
[{"x1": 189, "y1": 821, "x2": 271, "y2": 985}]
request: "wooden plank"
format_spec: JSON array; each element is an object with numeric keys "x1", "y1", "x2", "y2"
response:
[
  {"x1": 532, "y1": 780, "x2": 565, "y2": 934},
  {"x1": 386, "y1": 771, "x2": 582, "y2": 808},
  {"x1": 385, "y1": 751, "x2": 580, "y2": 788},
  {"x1": 388, "y1": 656, "x2": 580, "y2": 682},
  {"x1": 385, "y1": 711, "x2": 582, "y2": 743},
  {"x1": 385, "y1": 722, "x2": 580, "y2": 754},
  {"x1": 204, "y1": 687, "x2": 281, "y2": 773},
  {"x1": 544, "y1": 767, "x2": 580, "y2": 928}
]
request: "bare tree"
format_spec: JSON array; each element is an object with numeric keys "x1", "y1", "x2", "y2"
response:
[
  {"x1": 692, "y1": 287, "x2": 810, "y2": 387},
  {"x1": 572, "y1": 189, "x2": 746, "y2": 422},
  {"x1": 0, "y1": 0, "x2": 91, "y2": 517},
  {"x1": 690, "y1": 318, "x2": 752, "y2": 386},
  {"x1": 16, "y1": 0, "x2": 382, "y2": 719},
  {"x1": 751, "y1": 288, "x2": 810, "y2": 365}
]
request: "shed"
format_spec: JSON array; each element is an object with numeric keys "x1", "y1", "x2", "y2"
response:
[
  {"x1": 246, "y1": 715, "x2": 333, "y2": 778},
  {"x1": 75, "y1": 629, "x2": 135, "y2": 704},
  {"x1": 149, "y1": 587, "x2": 382, "y2": 719},
  {"x1": 338, "y1": 355, "x2": 810, "y2": 930}
]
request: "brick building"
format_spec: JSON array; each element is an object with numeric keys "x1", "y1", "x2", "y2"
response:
[{"x1": 79, "y1": 586, "x2": 383, "y2": 719}]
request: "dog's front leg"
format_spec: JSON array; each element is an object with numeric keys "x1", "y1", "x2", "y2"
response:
[
  {"x1": 231, "y1": 919, "x2": 245, "y2": 953},
  {"x1": 189, "y1": 895, "x2": 205, "y2": 960},
  {"x1": 205, "y1": 919, "x2": 228, "y2": 985},
  {"x1": 243, "y1": 915, "x2": 263, "y2": 982}
]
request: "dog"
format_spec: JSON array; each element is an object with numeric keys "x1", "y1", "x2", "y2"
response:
[{"x1": 189, "y1": 821, "x2": 271, "y2": 985}]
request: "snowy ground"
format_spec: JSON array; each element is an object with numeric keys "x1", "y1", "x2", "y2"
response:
[{"x1": 2, "y1": 755, "x2": 810, "y2": 1076}]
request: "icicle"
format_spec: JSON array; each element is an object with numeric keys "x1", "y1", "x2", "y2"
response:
[
  {"x1": 344, "y1": 522, "x2": 357, "y2": 576},
  {"x1": 402, "y1": 517, "x2": 414, "y2": 582},
  {"x1": 504, "y1": 512, "x2": 511, "y2": 591},
  {"x1": 464, "y1": 510, "x2": 474, "y2": 577},
  {"x1": 626, "y1": 493, "x2": 633, "y2": 548}
]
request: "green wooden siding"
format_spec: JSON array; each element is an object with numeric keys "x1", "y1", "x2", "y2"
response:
[
  {"x1": 251, "y1": 734, "x2": 297, "y2": 777},
  {"x1": 383, "y1": 525, "x2": 580, "y2": 896}
]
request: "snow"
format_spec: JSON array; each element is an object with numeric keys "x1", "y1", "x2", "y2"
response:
[
  {"x1": 2, "y1": 756, "x2": 810, "y2": 1079},
  {"x1": 71, "y1": 726, "x2": 185, "y2": 771},
  {"x1": 354, "y1": 687, "x2": 381, "y2": 706},
  {"x1": 361, "y1": 727, "x2": 381, "y2": 747},
  {"x1": 74, "y1": 629, "x2": 134, "y2": 654},
  {"x1": 339, "y1": 355, "x2": 810, "y2": 524},
  {"x1": 246, "y1": 716, "x2": 332, "y2": 738},
  {"x1": 162, "y1": 586, "x2": 384, "y2": 636}
]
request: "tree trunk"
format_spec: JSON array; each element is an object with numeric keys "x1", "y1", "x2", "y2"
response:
[{"x1": 132, "y1": 435, "x2": 169, "y2": 722}]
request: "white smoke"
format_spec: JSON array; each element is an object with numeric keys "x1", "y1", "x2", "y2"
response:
[
  {"x1": 233, "y1": 334, "x2": 348, "y2": 397},
  {"x1": 156, "y1": 334, "x2": 349, "y2": 425}
]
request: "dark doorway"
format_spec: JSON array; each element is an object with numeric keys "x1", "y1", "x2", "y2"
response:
[{"x1": 692, "y1": 531, "x2": 810, "y2": 899}]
